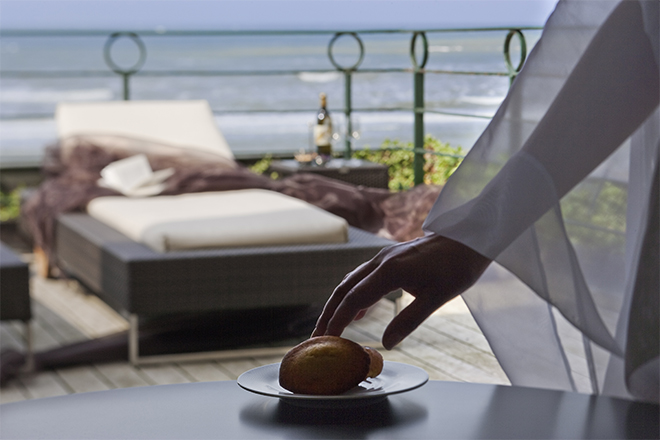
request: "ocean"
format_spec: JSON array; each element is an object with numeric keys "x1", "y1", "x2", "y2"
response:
[{"x1": 0, "y1": 29, "x2": 541, "y2": 166}]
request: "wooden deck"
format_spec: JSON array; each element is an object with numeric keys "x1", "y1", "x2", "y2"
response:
[{"x1": 1, "y1": 252, "x2": 510, "y2": 404}]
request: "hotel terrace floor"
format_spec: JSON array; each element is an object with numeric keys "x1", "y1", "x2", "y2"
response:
[{"x1": 1, "y1": 251, "x2": 510, "y2": 404}]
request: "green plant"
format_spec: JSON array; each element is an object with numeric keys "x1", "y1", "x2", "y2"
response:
[
  {"x1": 249, "y1": 154, "x2": 281, "y2": 179},
  {"x1": 0, "y1": 186, "x2": 23, "y2": 222},
  {"x1": 249, "y1": 154, "x2": 273, "y2": 174},
  {"x1": 560, "y1": 179, "x2": 627, "y2": 250},
  {"x1": 353, "y1": 135, "x2": 465, "y2": 191},
  {"x1": 249, "y1": 135, "x2": 464, "y2": 191}
]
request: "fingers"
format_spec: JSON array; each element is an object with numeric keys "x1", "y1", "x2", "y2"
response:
[
  {"x1": 312, "y1": 240, "x2": 425, "y2": 339},
  {"x1": 324, "y1": 269, "x2": 396, "y2": 336},
  {"x1": 382, "y1": 297, "x2": 436, "y2": 349},
  {"x1": 312, "y1": 234, "x2": 492, "y2": 347},
  {"x1": 312, "y1": 258, "x2": 380, "y2": 337}
]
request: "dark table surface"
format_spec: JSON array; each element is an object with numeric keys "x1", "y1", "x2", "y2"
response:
[
  {"x1": 268, "y1": 158, "x2": 390, "y2": 189},
  {"x1": 271, "y1": 158, "x2": 388, "y2": 170},
  {"x1": 1, "y1": 379, "x2": 657, "y2": 439}
]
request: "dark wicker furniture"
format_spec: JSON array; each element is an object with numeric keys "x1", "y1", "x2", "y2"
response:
[
  {"x1": 0, "y1": 242, "x2": 33, "y2": 367},
  {"x1": 56, "y1": 213, "x2": 400, "y2": 364}
]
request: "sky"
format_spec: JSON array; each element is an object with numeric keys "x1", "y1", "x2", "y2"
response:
[{"x1": 1, "y1": 0, "x2": 560, "y2": 31}]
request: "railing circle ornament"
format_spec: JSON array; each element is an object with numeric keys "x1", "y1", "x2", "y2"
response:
[
  {"x1": 410, "y1": 31, "x2": 429, "y2": 70},
  {"x1": 328, "y1": 32, "x2": 365, "y2": 71},
  {"x1": 104, "y1": 32, "x2": 147, "y2": 75},
  {"x1": 503, "y1": 29, "x2": 527, "y2": 76}
]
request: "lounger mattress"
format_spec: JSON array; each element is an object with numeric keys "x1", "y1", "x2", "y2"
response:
[{"x1": 86, "y1": 189, "x2": 349, "y2": 252}]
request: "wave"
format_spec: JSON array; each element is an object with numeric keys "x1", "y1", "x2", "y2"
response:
[
  {"x1": 0, "y1": 119, "x2": 57, "y2": 140},
  {"x1": 429, "y1": 45, "x2": 464, "y2": 53},
  {"x1": 0, "y1": 89, "x2": 113, "y2": 103},
  {"x1": 459, "y1": 95, "x2": 505, "y2": 106},
  {"x1": 214, "y1": 110, "x2": 489, "y2": 132},
  {"x1": 296, "y1": 72, "x2": 341, "y2": 83}
]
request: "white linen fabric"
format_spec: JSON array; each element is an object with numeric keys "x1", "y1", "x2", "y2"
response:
[
  {"x1": 87, "y1": 189, "x2": 349, "y2": 252},
  {"x1": 423, "y1": 0, "x2": 658, "y2": 402}
]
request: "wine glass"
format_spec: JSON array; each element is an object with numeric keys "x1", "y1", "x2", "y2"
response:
[
  {"x1": 350, "y1": 116, "x2": 361, "y2": 142},
  {"x1": 332, "y1": 119, "x2": 343, "y2": 145}
]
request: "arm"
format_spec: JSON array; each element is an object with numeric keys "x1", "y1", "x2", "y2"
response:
[
  {"x1": 425, "y1": 0, "x2": 659, "y2": 259},
  {"x1": 524, "y1": 0, "x2": 658, "y2": 197},
  {"x1": 314, "y1": 0, "x2": 658, "y2": 347}
]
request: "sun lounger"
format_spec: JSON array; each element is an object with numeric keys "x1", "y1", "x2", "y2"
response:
[
  {"x1": 52, "y1": 100, "x2": 400, "y2": 364},
  {"x1": 56, "y1": 212, "x2": 396, "y2": 364}
]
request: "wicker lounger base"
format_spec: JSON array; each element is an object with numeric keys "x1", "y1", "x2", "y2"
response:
[
  {"x1": 56, "y1": 213, "x2": 401, "y2": 364},
  {"x1": 0, "y1": 243, "x2": 34, "y2": 370}
]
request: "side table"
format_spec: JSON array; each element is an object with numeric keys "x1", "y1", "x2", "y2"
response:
[{"x1": 268, "y1": 158, "x2": 390, "y2": 189}]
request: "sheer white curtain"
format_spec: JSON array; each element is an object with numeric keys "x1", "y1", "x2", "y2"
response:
[{"x1": 423, "y1": 0, "x2": 658, "y2": 402}]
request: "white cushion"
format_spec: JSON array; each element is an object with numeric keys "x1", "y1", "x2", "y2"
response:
[
  {"x1": 86, "y1": 189, "x2": 349, "y2": 252},
  {"x1": 56, "y1": 100, "x2": 234, "y2": 160}
]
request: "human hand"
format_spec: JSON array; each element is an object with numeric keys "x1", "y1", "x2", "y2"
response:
[{"x1": 312, "y1": 233, "x2": 492, "y2": 349}]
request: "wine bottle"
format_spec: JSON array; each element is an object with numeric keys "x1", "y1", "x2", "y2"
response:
[{"x1": 313, "y1": 93, "x2": 332, "y2": 162}]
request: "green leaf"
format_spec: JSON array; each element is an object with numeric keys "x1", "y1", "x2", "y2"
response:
[{"x1": 0, "y1": 186, "x2": 23, "y2": 222}]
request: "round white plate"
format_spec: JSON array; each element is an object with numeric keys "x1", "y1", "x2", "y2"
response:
[{"x1": 237, "y1": 361, "x2": 428, "y2": 407}]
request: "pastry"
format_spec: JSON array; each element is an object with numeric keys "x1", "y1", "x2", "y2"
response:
[
  {"x1": 279, "y1": 336, "x2": 375, "y2": 395},
  {"x1": 364, "y1": 346, "x2": 384, "y2": 378}
]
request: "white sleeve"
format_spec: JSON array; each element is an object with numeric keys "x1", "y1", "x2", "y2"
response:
[
  {"x1": 422, "y1": 0, "x2": 659, "y2": 401},
  {"x1": 423, "y1": 0, "x2": 659, "y2": 260}
]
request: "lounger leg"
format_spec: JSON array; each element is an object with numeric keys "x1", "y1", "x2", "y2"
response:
[
  {"x1": 128, "y1": 314, "x2": 139, "y2": 366},
  {"x1": 23, "y1": 320, "x2": 34, "y2": 372}
]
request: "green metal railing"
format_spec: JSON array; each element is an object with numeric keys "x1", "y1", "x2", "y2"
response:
[{"x1": 0, "y1": 27, "x2": 540, "y2": 184}]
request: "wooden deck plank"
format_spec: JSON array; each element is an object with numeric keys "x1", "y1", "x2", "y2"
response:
[
  {"x1": 381, "y1": 347, "x2": 462, "y2": 382},
  {"x1": 137, "y1": 364, "x2": 194, "y2": 385},
  {"x1": 30, "y1": 275, "x2": 128, "y2": 339},
  {"x1": 94, "y1": 362, "x2": 153, "y2": 389},
  {"x1": 423, "y1": 314, "x2": 495, "y2": 354},
  {"x1": 55, "y1": 365, "x2": 112, "y2": 394},
  {"x1": 431, "y1": 293, "x2": 483, "y2": 332},
  {"x1": 18, "y1": 371, "x2": 70, "y2": 399},
  {"x1": 403, "y1": 324, "x2": 508, "y2": 382},
  {"x1": 31, "y1": 300, "x2": 87, "y2": 345},
  {"x1": 214, "y1": 359, "x2": 262, "y2": 380},
  {"x1": 253, "y1": 356, "x2": 285, "y2": 366},
  {"x1": 177, "y1": 362, "x2": 233, "y2": 382},
  {"x1": 0, "y1": 380, "x2": 30, "y2": 403},
  {"x1": 398, "y1": 339, "x2": 506, "y2": 384},
  {"x1": 0, "y1": 324, "x2": 24, "y2": 352},
  {"x1": 30, "y1": 316, "x2": 63, "y2": 351},
  {"x1": 367, "y1": 295, "x2": 489, "y2": 352}
]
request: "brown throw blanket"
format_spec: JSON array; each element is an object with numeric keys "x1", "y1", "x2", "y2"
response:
[{"x1": 22, "y1": 140, "x2": 444, "y2": 274}]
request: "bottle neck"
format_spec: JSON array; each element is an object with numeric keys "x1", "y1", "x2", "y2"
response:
[{"x1": 317, "y1": 97, "x2": 329, "y2": 124}]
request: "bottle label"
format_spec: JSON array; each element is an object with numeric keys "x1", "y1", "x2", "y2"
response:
[{"x1": 314, "y1": 125, "x2": 332, "y2": 149}]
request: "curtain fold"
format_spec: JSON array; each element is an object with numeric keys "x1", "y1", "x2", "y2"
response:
[{"x1": 423, "y1": 0, "x2": 659, "y2": 401}]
